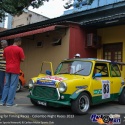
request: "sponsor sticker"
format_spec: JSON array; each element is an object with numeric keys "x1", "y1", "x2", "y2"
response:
[{"x1": 94, "y1": 89, "x2": 102, "y2": 94}]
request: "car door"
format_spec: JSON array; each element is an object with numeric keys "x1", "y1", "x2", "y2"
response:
[
  {"x1": 91, "y1": 62, "x2": 113, "y2": 104},
  {"x1": 109, "y1": 63, "x2": 122, "y2": 99}
]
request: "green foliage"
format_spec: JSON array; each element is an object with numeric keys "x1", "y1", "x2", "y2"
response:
[
  {"x1": 64, "y1": 0, "x2": 94, "y2": 9},
  {"x1": 0, "y1": 0, "x2": 48, "y2": 22},
  {"x1": 0, "y1": 0, "x2": 94, "y2": 22}
]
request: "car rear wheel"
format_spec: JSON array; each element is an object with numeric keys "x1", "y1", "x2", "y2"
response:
[
  {"x1": 71, "y1": 92, "x2": 90, "y2": 114},
  {"x1": 16, "y1": 80, "x2": 22, "y2": 92},
  {"x1": 118, "y1": 88, "x2": 125, "y2": 105}
]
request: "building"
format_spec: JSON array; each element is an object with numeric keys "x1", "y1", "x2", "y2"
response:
[
  {"x1": 1, "y1": 10, "x2": 49, "y2": 29},
  {"x1": 0, "y1": 21, "x2": 5, "y2": 28},
  {"x1": 12, "y1": 10, "x2": 49, "y2": 28},
  {"x1": 64, "y1": 0, "x2": 123, "y2": 15},
  {"x1": 0, "y1": 0, "x2": 125, "y2": 81},
  {"x1": 0, "y1": 28, "x2": 6, "y2": 32},
  {"x1": 0, "y1": 22, "x2": 96, "y2": 80},
  {"x1": 0, "y1": 17, "x2": 5, "y2": 28},
  {"x1": 7, "y1": 14, "x2": 13, "y2": 29}
]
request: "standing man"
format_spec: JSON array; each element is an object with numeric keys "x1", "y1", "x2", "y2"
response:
[
  {"x1": 0, "y1": 38, "x2": 25, "y2": 107},
  {"x1": 0, "y1": 40, "x2": 8, "y2": 99}
]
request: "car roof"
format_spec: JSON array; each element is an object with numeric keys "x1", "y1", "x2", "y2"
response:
[
  {"x1": 65, "y1": 58, "x2": 111, "y2": 62},
  {"x1": 63, "y1": 58, "x2": 125, "y2": 65}
]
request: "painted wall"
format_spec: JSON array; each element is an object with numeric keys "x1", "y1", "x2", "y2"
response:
[
  {"x1": 21, "y1": 29, "x2": 70, "y2": 81},
  {"x1": 97, "y1": 25, "x2": 125, "y2": 79},
  {"x1": 69, "y1": 24, "x2": 97, "y2": 58},
  {"x1": 12, "y1": 12, "x2": 29, "y2": 28},
  {"x1": 20, "y1": 24, "x2": 97, "y2": 82}
]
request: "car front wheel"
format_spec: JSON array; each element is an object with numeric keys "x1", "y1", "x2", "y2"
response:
[
  {"x1": 71, "y1": 92, "x2": 90, "y2": 115},
  {"x1": 118, "y1": 88, "x2": 125, "y2": 105}
]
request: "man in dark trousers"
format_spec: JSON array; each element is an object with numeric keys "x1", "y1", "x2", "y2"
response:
[{"x1": 0, "y1": 38, "x2": 25, "y2": 107}]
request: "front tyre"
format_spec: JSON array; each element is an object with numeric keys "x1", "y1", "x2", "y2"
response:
[
  {"x1": 118, "y1": 88, "x2": 125, "y2": 105},
  {"x1": 71, "y1": 92, "x2": 90, "y2": 115}
]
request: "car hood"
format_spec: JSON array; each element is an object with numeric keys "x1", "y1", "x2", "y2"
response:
[{"x1": 35, "y1": 74, "x2": 89, "y2": 87}]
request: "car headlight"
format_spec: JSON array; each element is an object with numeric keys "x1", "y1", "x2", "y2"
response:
[
  {"x1": 28, "y1": 79, "x2": 34, "y2": 88},
  {"x1": 58, "y1": 82, "x2": 67, "y2": 93}
]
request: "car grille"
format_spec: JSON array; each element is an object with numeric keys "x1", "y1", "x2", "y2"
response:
[{"x1": 32, "y1": 86, "x2": 59, "y2": 100}]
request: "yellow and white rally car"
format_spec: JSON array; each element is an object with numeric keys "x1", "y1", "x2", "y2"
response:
[{"x1": 27, "y1": 58, "x2": 125, "y2": 114}]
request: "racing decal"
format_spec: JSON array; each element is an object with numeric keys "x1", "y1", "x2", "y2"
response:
[
  {"x1": 37, "y1": 79, "x2": 55, "y2": 86},
  {"x1": 95, "y1": 77, "x2": 101, "y2": 80},
  {"x1": 101, "y1": 80, "x2": 110, "y2": 99},
  {"x1": 76, "y1": 85, "x2": 88, "y2": 89},
  {"x1": 94, "y1": 89, "x2": 102, "y2": 94},
  {"x1": 45, "y1": 76, "x2": 66, "y2": 82},
  {"x1": 36, "y1": 76, "x2": 66, "y2": 86}
]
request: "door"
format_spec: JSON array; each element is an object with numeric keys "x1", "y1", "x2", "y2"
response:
[
  {"x1": 92, "y1": 62, "x2": 113, "y2": 104},
  {"x1": 109, "y1": 63, "x2": 122, "y2": 99}
]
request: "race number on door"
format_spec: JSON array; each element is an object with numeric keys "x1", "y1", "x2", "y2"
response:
[{"x1": 101, "y1": 80, "x2": 110, "y2": 99}]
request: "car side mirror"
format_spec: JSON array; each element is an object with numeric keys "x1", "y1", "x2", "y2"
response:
[
  {"x1": 46, "y1": 70, "x2": 51, "y2": 75},
  {"x1": 95, "y1": 73, "x2": 102, "y2": 77},
  {"x1": 93, "y1": 73, "x2": 102, "y2": 79}
]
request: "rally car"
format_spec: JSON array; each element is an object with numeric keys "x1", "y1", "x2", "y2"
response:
[{"x1": 27, "y1": 58, "x2": 125, "y2": 114}]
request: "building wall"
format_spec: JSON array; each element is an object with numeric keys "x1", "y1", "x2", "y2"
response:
[
  {"x1": 0, "y1": 28, "x2": 6, "y2": 32},
  {"x1": 18, "y1": 24, "x2": 97, "y2": 82},
  {"x1": 29, "y1": 11, "x2": 48, "y2": 24},
  {"x1": 12, "y1": 12, "x2": 28, "y2": 28},
  {"x1": 12, "y1": 11, "x2": 49, "y2": 28},
  {"x1": 0, "y1": 20, "x2": 5, "y2": 28},
  {"x1": 7, "y1": 14, "x2": 13, "y2": 29},
  {"x1": 21, "y1": 29, "x2": 70, "y2": 81},
  {"x1": 69, "y1": 24, "x2": 97, "y2": 58},
  {"x1": 97, "y1": 25, "x2": 125, "y2": 79}
]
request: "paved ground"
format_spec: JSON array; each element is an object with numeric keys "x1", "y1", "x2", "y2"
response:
[{"x1": 0, "y1": 88, "x2": 124, "y2": 125}]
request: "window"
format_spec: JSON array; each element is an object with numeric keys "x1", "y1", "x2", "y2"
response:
[
  {"x1": 55, "y1": 61, "x2": 92, "y2": 76},
  {"x1": 110, "y1": 64, "x2": 121, "y2": 77},
  {"x1": 93, "y1": 63, "x2": 109, "y2": 77},
  {"x1": 104, "y1": 52, "x2": 111, "y2": 60},
  {"x1": 114, "y1": 51, "x2": 122, "y2": 62},
  {"x1": 103, "y1": 43, "x2": 122, "y2": 62}
]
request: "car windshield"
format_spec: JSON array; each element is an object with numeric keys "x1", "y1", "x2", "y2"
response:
[{"x1": 55, "y1": 61, "x2": 92, "y2": 76}]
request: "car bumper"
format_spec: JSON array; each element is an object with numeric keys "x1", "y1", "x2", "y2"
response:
[{"x1": 27, "y1": 95, "x2": 71, "y2": 106}]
